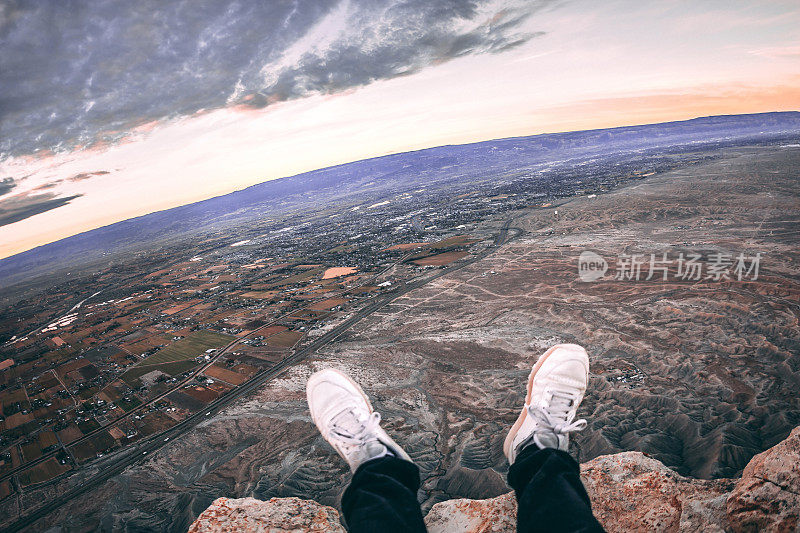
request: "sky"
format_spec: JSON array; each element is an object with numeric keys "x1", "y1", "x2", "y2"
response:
[{"x1": 1, "y1": 0, "x2": 799, "y2": 260}]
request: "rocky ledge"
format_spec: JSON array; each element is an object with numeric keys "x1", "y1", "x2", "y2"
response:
[{"x1": 189, "y1": 426, "x2": 799, "y2": 532}]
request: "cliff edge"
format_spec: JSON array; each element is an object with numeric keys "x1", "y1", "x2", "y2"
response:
[{"x1": 189, "y1": 426, "x2": 800, "y2": 532}]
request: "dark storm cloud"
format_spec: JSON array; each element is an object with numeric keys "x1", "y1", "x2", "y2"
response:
[
  {"x1": 0, "y1": 177, "x2": 15, "y2": 195},
  {"x1": 257, "y1": 4, "x2": 546, "y2": 106},
  {"x1": 0, "y1": 0, "x2": 552, "y2": 157},
  {"x1": 0, "y1": 191, "x2": 82, "y2": 227}
]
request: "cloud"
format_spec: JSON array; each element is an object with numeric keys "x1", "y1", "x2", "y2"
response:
[
  {"x1": 0, "y1": 0, "x2": 552, "y2": 158},
  {"x1": 68, "y1": 170, "x2": 110, "y2": 182},
  {"x1": 0, "y1": 192, "x2": 82, "y2": 227},
  {"x1": 0, "y1": 177, "x2": 15, "y2": 195}
]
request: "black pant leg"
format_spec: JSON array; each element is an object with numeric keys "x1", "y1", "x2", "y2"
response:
[
  {"x1": 341, "y1": 456, "x2": 427, "y2": 533},
  {"x1": 507, "y1": 446, "x2": 605, "y2": 533}
]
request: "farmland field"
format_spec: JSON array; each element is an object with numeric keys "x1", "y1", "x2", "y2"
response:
[
  {"x1": 135, "y1": 330, "x2": 234, "y2": 366},
  {"x1": 182, "y1": 386, "x2": 219, "y2": 404},
  {"x1": 383, "y1": 242, "x2": 427, "y2": 251},
  {"x1": 259, "y1": 325, "x2": 287, "y2": 337},
  {"x1": 411, "y1": 250, "x2": 469, "y2": 266},
  {"x1": 18, "y1": 457, "x2": 71, "y2": 487},
  {"x1": 321, "y1": 267, "x2": 357, "y2": 279},
  {"x1": 265, "y1": 267, "x2": 323, "y2": 288},
  {"x1": 115, "y1": 396, "x2": 142, "y2": 412},
  {"x1": 307, "y1": 297, "x2": 347, "y2": 311},
  {"x1": 119, "y1": 359, "x2": 199, "y2": 387},
  {"x1": 77, "y1": 418, "x2": 100, "y2": 434},
  {"x1": 136, "y1": 412, "x2": 177, "y2": 436},
  {"x1": 264, "y1": 330, "x2": 303, "y2": 347},
  {"x1": 56, "y1": 423, "x2": 83, "y2": 444},
  {"x1": 21, "y1": 441, "x2": 42, "y2": 462},
  {"x1": 239, "y1": 290, "x2": 280, "y2": 299},
  {"x1": 38, "y1": 430, "x2": 58, "y2": 450},
  {"x1": 69, "y1": 431, "x2": 116, "y2": 463},
  {"x1": 203, "y1": 364, "x2": 247, "y2": 385}
]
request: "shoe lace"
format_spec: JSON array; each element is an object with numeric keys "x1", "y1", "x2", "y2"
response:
[
  {"x1": 526, "y1": 387, "x2": 587, "y2": 448},
  {"x1": 330, "y1": 409, "x2": 382, "y2": 446}
]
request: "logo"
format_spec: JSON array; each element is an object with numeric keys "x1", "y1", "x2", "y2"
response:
[{"x1": 578, "y1": 251, "x2": 608, "y2": 282}]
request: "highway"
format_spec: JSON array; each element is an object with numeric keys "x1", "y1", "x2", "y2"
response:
[{"x1": 4, "y1": 220, "x2": 520, "y2": 532}]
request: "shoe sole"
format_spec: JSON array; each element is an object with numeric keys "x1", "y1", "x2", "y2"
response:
[
  {"x1": 307, "y1": 368, "x2": 412, "y2": 463},
  {"x1": 307, "y1": 368, "x2": 375, "y2": 426},
  {"x1": 502, "y1": 344, "x2": 585, "y2": 460}
]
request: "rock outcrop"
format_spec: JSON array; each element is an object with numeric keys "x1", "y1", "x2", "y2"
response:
[
  {"x1": 425, "y1": 492, "x2": 517, "y2": 533},
  {"x1": 189, "y1": 426, "x2": 800, "y2": 532},
  {"x1": 188, "y1": 496, "x2": 345, "y2": 533},
  {"x1": 726, "y1": 425, "x2": 800, "y2": 532},
  {"x1": 580, "y1": 452, "x2": 734, "y2": 532}
]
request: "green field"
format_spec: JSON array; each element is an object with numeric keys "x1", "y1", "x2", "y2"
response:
[
  {"x1": 115, "y1": 396, "x2": 142, "y2": 412},
  {"x1": 77, "y1": 386, "x2": 99, "y2": 400},
  {"x1": 266, "y1": 267, "x2": 324, "y2": 288},
  {"x1": 118, "y1": 331, "x2": 233, "y2": 387},
  {"x1": 77, "y1": 418, "x2": 100, "y2": 434},
  {"x1": 137, "y1": 330, "x2": 234, "y2": 366}
]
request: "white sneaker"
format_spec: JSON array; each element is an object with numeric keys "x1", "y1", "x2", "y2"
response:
[
  {"x1": 504, "y1": 344, "x2": 589, "y2": 464},
  {"x1": 306, "y1": 368, "x2": 412, "y2": 471}
]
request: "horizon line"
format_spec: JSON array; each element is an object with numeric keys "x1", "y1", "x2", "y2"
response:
[{"x1": 2, "y1": 109, "x2": 798, "y2": 263}]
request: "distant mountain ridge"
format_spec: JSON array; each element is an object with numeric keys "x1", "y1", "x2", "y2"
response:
[{"x1": 1, "y1": 111, "x2": 799, "y2": 287}]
